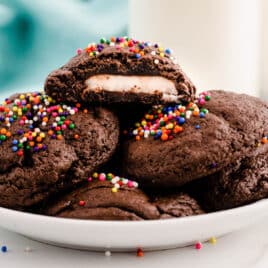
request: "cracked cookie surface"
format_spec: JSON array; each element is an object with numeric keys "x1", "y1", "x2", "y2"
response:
[
  {"x1": 195, "y1": 150, "x2": 268, "y2": 211},
  {"x1": 0, "y1": 92, "x2": 119, "y2": 209},
  {"x1": 123, "y1": 90, "x2": 268, "y2": 188},
  {"x1": 44, "y1": 179, "x2": 204, "y2": 220}
]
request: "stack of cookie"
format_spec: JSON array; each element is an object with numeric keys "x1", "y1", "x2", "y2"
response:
[{"x1": 1, "y1": 37, "x2": 268, "y2": 220}]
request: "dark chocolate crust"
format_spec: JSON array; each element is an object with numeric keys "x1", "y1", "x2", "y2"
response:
[
  {"x1": 44, "y1": 41, "x2": 196, "y2": 104},
  {"x1": 0, "y1": 96, "x2": 119, "y2": 210},
  {"x1": 123, "y1": 90, "x2": 268, "y2": 188},
  {"x1": 195, "y1": 149, "x2": 268, "y2": 211},
  {"x1": 203, "y1": 90, "x2": 268, "y2": 150},
  {"x1": 153, "y1": 193, "x2": 205, "y2": 219},
  {"x1": 44, "y1": 180, "x2": 204, "y2": 220},
  {"x1": 124, "y1": 113, "x2": 233, "y2": 187}
]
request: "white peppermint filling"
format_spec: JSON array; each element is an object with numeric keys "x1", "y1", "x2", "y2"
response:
[{"x1": 84, "y1": 74, "x2": 178, "y2": 102}]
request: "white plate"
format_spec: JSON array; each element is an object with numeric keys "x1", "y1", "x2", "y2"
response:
[{"x1": 0, "y1": 200, "x2": 268, "y2": 252}]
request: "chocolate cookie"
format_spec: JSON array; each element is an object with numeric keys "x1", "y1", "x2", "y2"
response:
[
  {"x1": 203, "y1": 90, "x2": 268, "y2": 152},
  {"x1": 0, "y1": 92, "x2": 119, "y2": 209},
  {"x1": 153, "y1": 193, "x2": 205, "y2": 219},
  {"x1": 44, "y1": 37, "x2": 196, "y2": 104},
  {"x1": 123, "y1": 91, "x2": 268, "y2": 188},
  {"x1": 44, "y1": 172, "x2": 204, "y2": 220},
  {"x1": 194, "y1": 148, "x2": 268, "y2": 211}
]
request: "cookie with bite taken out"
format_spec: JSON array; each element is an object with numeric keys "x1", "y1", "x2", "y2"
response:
[{"x1": 45, "y1": 37, "x2": 196, "y2": 105}]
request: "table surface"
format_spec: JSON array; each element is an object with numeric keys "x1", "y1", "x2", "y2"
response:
[{"x1": 0, "y1": 219, "x2": 267, "y2": 268}]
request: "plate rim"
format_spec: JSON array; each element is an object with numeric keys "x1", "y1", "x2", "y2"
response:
[
  {"x1": 1, "y1": 199, "x2": 268, "y2": 251},
  {"x1": 0, "y1": 198, "x2": 267, "y2": 226}
]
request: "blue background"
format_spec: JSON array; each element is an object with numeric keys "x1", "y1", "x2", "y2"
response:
[{"x1": 0, "y1": 0, "x2": 128, "y2": 97}]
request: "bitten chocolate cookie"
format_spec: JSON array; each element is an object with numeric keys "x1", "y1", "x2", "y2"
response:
[
  {"x1": 44, "y1": 173, "x2": 204, "y2": 220},
  {"x1": 44, "y1": 37, "x2": 196, "y2": 104},
  {"x1": 123, "y1": 91, "x2": 268, "y2": 188},
  {"x1": 0, "y1": 92, "x2": 119, "y2": 210},
  {"x1": 194, "y1": 148, "x2": 268, "y2": 211}
]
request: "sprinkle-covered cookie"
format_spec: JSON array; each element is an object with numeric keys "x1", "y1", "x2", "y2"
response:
[
  {"x1": 44, "y1": 37, "x2": 196, "y2": 104},
  {"x1": 44, "y1": 172, "x2": 204, "y2": 220},
  {"x1": 123, "y1": 90, "x2": 268, "y2": 188},
  {"x1": 0, "y1": 92, "x2": 119, "y2": 209}
]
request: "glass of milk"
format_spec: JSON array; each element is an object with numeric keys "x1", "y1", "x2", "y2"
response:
[{"x1": 129, "y1": 0, "x2": 262, "y2": 96}]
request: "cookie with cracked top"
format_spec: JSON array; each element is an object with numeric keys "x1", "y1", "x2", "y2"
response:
[
  {"x1": 44, "y1": 37, "x2": 196, "y2": 105},
  {"x1": 44, "y1": 174, "x2": 204, "y2": 220},
  {"x1": 194, "y1": 149, "x2": 268, "y2": 211},
  {"x1": 123, "y1": 90, "x2": 268, "y2": 188},
  {"x1": 0, "y1": 92, "x2": 119, "y2": 210}
]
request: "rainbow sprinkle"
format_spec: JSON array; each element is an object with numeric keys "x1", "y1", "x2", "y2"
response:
[
  {"x1": 209, "y1": 237, "x2": 217, "y2": 244},
  {"x1": 195, "y1": 242, "x2": 202, "y2": 250},
  {"x1": 137, "y1": 248, "x2": 144, "y2": 257},
  {"x1": 1, "y1": 245, "x2": 7, "y2": 253},
  {"x1": 88, "y1": 172, "x2": 139, "y2": 193},
  {"x1": 256, "y1": 135, "x2": 268, "y2": 147},
  {"x1": 0, "y1": 92, "x2": 80, "y2": 156},
  {"x1": 77, "y1": 36, "x2": 177, "y2": 64},
  {"x1": 261, "y1": 136, "x2": 268, "y2": 144},
  {"x1": 128, "y1": 92, "x2": 211, "y2": 141},
  {"x1": 105, "y1": 250, "x2": 111, "y2": 257}
]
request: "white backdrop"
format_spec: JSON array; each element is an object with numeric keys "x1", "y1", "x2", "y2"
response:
[
  {"x1": 261, "y1": 0, "x2": 268, "y2": 100},
  {"x1": 130, "y1": 0, "x2": 266, "y2": 98}
]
